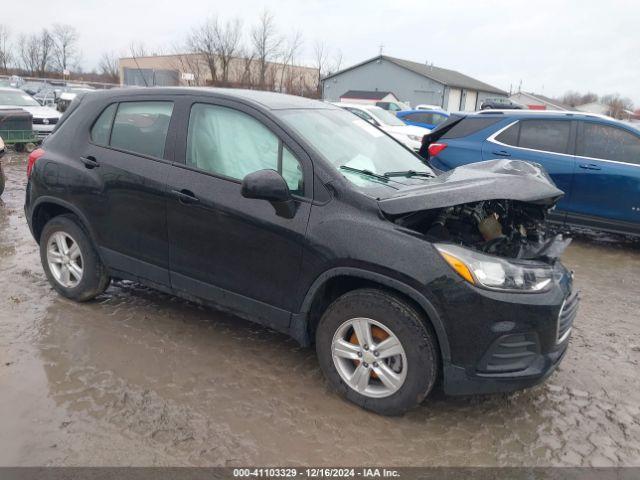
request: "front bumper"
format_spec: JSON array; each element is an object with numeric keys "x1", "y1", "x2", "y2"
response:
[
  {"x1": 433, "y1": 261, "x2": 577, "y2": 396},
  {"x1": 33, "y1": 123, "x2": 55, "y2": 139}
]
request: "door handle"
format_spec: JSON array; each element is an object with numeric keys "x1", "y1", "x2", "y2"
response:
[
  {"x1": 492, "y1": 150, "x2": 511, "y2": 157},
  {"x1": 578, "y1": 163, "x2": 602, "y2": 171},
  {"x1": 80, "y1": 156, "x2": 99, "y2": 169},
  {"x1": 171, "y1": 189, "x2": 199, "y2": 204}
]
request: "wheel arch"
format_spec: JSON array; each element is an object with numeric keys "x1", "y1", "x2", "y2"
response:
[
  {"x1": 292, "y1": 268, "x2": 451, "y2": 362},
  {"x1": 31, "y1": 197, "x2": 98, "y2": 246}
]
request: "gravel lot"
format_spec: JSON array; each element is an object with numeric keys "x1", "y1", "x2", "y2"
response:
[{"x1": 1, "y1": 151, "x2": 639, "y2": 467}]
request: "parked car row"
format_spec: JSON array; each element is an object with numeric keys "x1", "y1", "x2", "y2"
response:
[
  {"x1": 333, "y1": 102, "x2": 430, "y2": 151},
  {"x1": 0, "y1": 87, "x2": 62, "y2": 145}
]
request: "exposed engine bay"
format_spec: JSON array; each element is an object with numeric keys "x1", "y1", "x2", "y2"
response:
[{"x1": 393, "y1": 199, "x2": 571, "y2": 261}]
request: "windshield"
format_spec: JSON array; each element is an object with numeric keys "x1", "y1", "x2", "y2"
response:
[
  {"x1": 277, "y1": 108, "x2": 432, "y2": 187},
  {"x1": 367, "y1": 107, "x2": 405, "y2": 126},
  {"x1": 0, "y1": 90, "x2": 40, "y2": 107}
]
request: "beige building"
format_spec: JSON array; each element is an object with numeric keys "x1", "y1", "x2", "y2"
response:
[{"x1": 118, "y1": 53, "x2": 319, "y2": 96}]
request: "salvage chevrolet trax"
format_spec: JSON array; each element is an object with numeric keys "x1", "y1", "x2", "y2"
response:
[{"x1": 25, "y1": 88, "x2": 579, "y2": 415}]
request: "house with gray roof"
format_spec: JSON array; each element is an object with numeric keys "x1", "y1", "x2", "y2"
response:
[{"x1": 321, "y1": 55, "x2": 507, "y2": 112}]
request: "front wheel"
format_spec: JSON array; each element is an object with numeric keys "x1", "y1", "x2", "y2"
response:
[
  {"x1": 315, "y1": 289, "x2": 439, "y2": 415},
  {"x1": 40, "y1": 214, "x2": 110, "y2": 302}
]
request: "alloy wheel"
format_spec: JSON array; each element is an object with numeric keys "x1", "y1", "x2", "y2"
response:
[
  {"x1": 331, "y1": 317, "x2": 408, "y2": 398},
  {"x1": 47, "y1": 231, "x2": 84, "y2": 288}
]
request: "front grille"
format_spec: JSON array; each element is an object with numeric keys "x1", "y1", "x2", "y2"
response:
[
  {"x1": 33, "y1": 117, "x2": 58, "y2": 125},
  {"x1": 557, "y1": 291, "x2": 579, "y2": 343}
]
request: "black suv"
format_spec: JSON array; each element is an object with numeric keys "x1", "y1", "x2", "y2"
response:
[
  {"x1": 480, "y1": 97, "x2": 524, "y2": 110},
  {"x1": 25, "y1": 88, "x2": 577, "y2": 415}
]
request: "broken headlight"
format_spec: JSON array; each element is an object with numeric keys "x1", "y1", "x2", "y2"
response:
[{"x1": 435, "y1": 243, "x2": 553, "y2": 293}]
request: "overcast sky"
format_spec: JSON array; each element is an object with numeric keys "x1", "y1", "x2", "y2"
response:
[{"x1": 8, "y1": 0, "x2": 640, "y2": 104}]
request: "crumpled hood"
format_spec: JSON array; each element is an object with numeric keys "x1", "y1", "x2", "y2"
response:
[{"x1": 378, "y1": 159, "x2": 564, "y2": 215}]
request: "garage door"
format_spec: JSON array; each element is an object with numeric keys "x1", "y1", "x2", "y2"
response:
[
  {"x1": 447, "y1": 88, "x2": 461, "y2": 111},
  {"x1": 463, "y1": 90, "x2": 478, "y2": 111}
]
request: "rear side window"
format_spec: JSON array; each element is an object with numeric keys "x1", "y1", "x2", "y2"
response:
[
  {"x1": 577, "y1": 122, "x2": 640, "y2": 164},
  {"x1": 441, "y1": 117, "x2": 503, "y2": 139},
  {"x1": 109, "y1": 101, "x2": 173, "y2": 158},
  {"x1": 90, "y1": 104, "x2": 117, "y2": 145},
  {"x1": 518, "y1": 120, "x2": 570, "y2": 154}
]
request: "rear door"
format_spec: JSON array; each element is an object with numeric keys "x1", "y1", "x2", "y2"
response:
[
  {"x1": 483, "y1": 118, "x2": 576, "y2": 214},
  {"x1": 568, "y1": 120, "x2": 640, "y2": 233},
  {"x1": 81, "y1": 97, "x2": 177, "y2": 285},
  {"x1": 165, "y1": 97, "x2": 312, "y2": 329}
]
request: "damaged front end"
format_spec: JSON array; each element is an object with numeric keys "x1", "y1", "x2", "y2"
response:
[{"x1": 380, "y1": 160, "x2": 571, "y2": 263}]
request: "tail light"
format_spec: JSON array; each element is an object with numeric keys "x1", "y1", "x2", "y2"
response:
[
  {"x1": 428, "y1": 143, "x2": 448, "y2": 157},
  {"x1": 27, "y1": 148, "x2": 45, "y2": 178}
]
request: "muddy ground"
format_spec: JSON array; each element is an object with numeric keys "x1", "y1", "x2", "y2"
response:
[{"x1": 1, "y1": 150, "x2": 639, "y2": 467}]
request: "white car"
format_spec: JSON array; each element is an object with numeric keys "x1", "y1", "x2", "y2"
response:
[
  {"x1": 0, "y1": 87, "x2": 62, "y2": 140},
  {"x1": 333, "y1": 102, "x2": 430, "y2": 151},
  {"x1": 415, "y1": 104, "x2": 446, "y2": 112}
]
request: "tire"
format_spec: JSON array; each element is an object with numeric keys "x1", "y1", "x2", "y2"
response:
[
  {"x1": 315, "y1": 288, "x2": 439, "y2": 416},
  {"x1": 0, "y1": 163, "x2": 5, "y2": 196},
  {"x1": 481, "y1": 105, "x2": 491, "y2": 110},
  {"x1": 39, "y1": 214, "x2": 110, "y2": 302}
]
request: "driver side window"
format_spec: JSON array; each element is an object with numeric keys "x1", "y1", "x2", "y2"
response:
[{"x1": 186, "y1": 103, "x2": 304, "y2": 194}]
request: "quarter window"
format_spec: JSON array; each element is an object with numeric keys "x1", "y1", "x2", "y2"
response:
[
  {"x1": 577, "y1": 122, "x2": 640, "y2": 165},
  {"x1": 186, "y1": 103, "x2": 304, "y2": 195},
  {"x1": 109, "y1": 102, "x2": 174, "y2": 158},
  {"x1": 90, "y1": 104, "x2": 117, "y2": 145}
]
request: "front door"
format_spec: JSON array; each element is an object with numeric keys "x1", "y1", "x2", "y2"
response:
[
  {"x1": 80, "y1": 99, "x2": 176, "y2": 284},
  {"x1": 568, "y1": 120, "x2": 640, "y2": 234},
  {"x1": 166, "y1": 99, "x2": 312, "y2": 329}
]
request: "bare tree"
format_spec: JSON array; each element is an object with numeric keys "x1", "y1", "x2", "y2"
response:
[
  {"x1": 237, "y1": 46, "x2": 256, "y2": 88},
  {"x1": 560, "y1": 90, "x2": 598, "y2": 108},
  {"x1": 312, "y1": 40, "x2": 329, "y2": 97},
  {"x1": 215, "y1": 17, "x2": 242, "y2": 86},
  {"x1": 20, "y1": 31, "x2": 53, "y2": 76},
  {"x1": 187, "y1": 18, "x2": 219, "y2": 85},
  {"x1": 277, "y1": 30, "x2": 303, "y2": 92},
  {"x1": 51, "y1": 24, "x2": 79, "y2": 73},
  {"x1": 329, "y1": 49, "x2": 343, "y2": 76},
  {"x1": 602, "y1": 93, "x2": 634, "y2": 119},
  {"x1": 0, "y1": 25, "x2": 12, "y2": 74},
  {"x1": 128, "y1": 41, "x2": 149, "y2": 59},
  {"x1": 251, "y1": 9, "x2": 282, "y2": 89},
  {"x1": 98, "y1": 51, "x2": 120, "y2": 83}
]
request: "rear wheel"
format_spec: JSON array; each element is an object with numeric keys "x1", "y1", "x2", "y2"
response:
[
  {"x1": 40, "y1": 214, "x2": 110, "y2": 302},
  {"x1": 316, "y1": 288, "x2": 439, "y2": 415}
]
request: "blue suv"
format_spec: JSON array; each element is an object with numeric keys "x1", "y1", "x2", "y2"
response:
[{"x1": 421, "y1": 111, "x2": 640, "y2": 236}]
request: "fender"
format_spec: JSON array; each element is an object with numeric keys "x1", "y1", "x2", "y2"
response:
[
  {"x1": 30, "y1": 196, "x2": 101, "y2": 248},
  {"x1": 291, "y1": 267, "x2": 451, "y2": 362}
]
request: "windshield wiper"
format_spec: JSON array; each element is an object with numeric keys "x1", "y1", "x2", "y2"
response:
[
  {"x1": 339, "y1": 165, "x2": 389, "y2": 181},
  {"x1": 383, "y1": 170, "x2": 434, "y2": 178}
]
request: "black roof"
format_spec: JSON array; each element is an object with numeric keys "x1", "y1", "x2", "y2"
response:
[
  {"x1": 324, "y1": 55, "x2": 507, "y2": 95},
  {"x1": 340, "y1": 90, "x2": 396, "y2": 100},
  {"x1": 87, "y1": 87, "x2": 331, "y2": 110}
]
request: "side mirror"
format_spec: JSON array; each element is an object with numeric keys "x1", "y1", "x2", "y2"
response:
[{"x1": 241, "y1": 169, "x2": 297, "y2": 218}]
